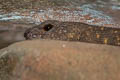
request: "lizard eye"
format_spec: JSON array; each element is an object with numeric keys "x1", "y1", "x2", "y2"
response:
[{"x1": 43, "y1": 24, "x2": 54, "y2": 31}]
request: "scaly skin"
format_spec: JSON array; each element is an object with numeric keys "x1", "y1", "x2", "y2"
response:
[{"x1": 24, "y1": 20, "x2": 120, "y2": 46}]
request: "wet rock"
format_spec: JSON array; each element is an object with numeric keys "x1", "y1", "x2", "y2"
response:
[{"x1": 0, "y1": 40, "x2": 120, "y2": 80}]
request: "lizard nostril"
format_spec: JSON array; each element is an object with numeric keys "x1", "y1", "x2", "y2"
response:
[{"x1": 43, "y1": 24, "x2": 54, "y2": 31}]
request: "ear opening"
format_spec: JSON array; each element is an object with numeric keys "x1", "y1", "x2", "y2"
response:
[{"x1": 43, "y1": 24, "x2": 54, "y2": 31}]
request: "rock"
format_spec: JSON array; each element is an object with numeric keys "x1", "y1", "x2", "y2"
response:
[
  {"x1": 0, "y1": 21, "x2": 36, "y2": 49},
  {"x1": 0, "y1": 39, "x2": 120, "y2": 80}
]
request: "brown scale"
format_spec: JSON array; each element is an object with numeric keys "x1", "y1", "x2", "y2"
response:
[{"x1": 24, "y1": 20, "x2": 120, "y2": 46}]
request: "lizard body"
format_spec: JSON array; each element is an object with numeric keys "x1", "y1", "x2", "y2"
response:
[{"x1": 24, "y1": 20, "x2": 120, "y2": 46}]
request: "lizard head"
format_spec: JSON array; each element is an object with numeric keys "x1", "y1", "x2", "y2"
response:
[{"x1": 24, "y1": 20, "x2": 58, "y2": 40}]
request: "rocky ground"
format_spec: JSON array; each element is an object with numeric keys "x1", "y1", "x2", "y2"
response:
[{"x1": 0, "y1": 0, "x2": 120, "y2": 80}]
